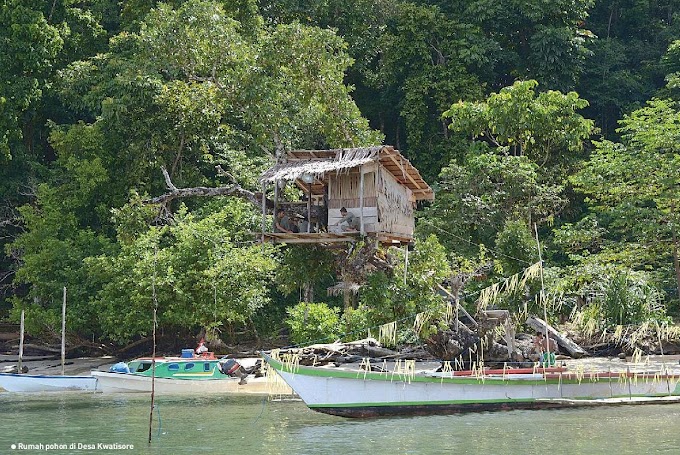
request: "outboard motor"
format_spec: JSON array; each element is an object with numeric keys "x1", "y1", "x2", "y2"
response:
[
  {"x1": 108, "y1": 362, "x2": 130, "y2": 374},
  {"x1": 218, "y1": 358, "x2": 249, "y2": 385}
]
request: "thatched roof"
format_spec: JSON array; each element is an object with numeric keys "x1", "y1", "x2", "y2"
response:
[
  {"x1": 260, "y1": 157, "x2": 375, "y2": 183},
  {"x1": 260, "y1": 146, "x2": 434, "y2": 201}
]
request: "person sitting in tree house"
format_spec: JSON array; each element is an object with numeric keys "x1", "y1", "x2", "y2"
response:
[{"x1": 333, "y1": 207, "x2": 360, "y2": 232}]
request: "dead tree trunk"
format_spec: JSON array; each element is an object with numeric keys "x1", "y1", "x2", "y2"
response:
[{"x1": 526, "y1": 316, "x2": 588, "y2": 358}]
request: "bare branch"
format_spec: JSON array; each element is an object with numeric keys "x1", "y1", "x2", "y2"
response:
[
  {"x1": 272, "y1": 132, "x2": 285, "y2": 161},
  {"x1": 147, "y1": 167, "x2": 264, "y2": 208},
  {"x1": 215, "y1": 165, "x2": 237, "y2": 184},
  {"x1": 160, "y1": 166, "x2": 178, "y2": 191},
  {"x1": 0, "y1": 204, "x2": 24, "y2": 232},
  {"x1": 18, "y1": 182, "x2": 38, "y2": 198}
]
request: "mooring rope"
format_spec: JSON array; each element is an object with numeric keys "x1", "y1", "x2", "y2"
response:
[
  {"x1": 252, "y1": 396, "x2": 268, "y2": 424},
  {"x1": 156, "y1": 403, "x2": 162, "y2": 437}
]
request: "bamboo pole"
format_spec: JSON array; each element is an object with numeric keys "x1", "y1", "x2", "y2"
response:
[
  {"x1": 61, "y1": 286, "x2": 66, "y2": 375},
  {"x1": 18, "y1": 309, "x2": 24, "y2": 374},
  {"x1": 534, "y1": 223, "x2": 550, "y2": 363}
]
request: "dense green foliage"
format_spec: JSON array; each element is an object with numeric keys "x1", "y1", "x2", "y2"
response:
[
  {"x1": 285, "y1": 302, "x2": 341, "y2": 346},
  {"x1": 2, "y1": 0, "x2": 680, "y2": 349}
]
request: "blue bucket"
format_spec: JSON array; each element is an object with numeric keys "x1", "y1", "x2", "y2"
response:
[{"x1": 181, "y1": 349, "x2": 194, "y2": 358}]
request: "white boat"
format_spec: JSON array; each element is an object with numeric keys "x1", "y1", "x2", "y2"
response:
[
  {"x1": 92, "y1": 355, "x2": 292, "y2": 395},
  {"x1": 0, "y1": 290, "x2": 99, "y2": 393},
  {"x1": 91, "y1": 370, "x2": 289, "y2": 395},
  {"x1": 0, "y1": 373, "x2": 97, "y2": 393},
  {"x1": 262, "y1": 352, "x2": 680, "y2": 417}
]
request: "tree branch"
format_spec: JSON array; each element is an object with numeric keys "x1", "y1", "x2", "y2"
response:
[{"x1": 146, "y1": 166, "x2": 265, "y2": 208}]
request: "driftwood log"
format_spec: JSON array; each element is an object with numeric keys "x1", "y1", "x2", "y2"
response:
[
  {"x1": 424, "y1": 323, "x2": 479, "y2": 361},
  {"x1": 276, "y1": 338, "x2": 436, "y2": 366},
  {"x1": 526, "y1": 316, "x2": 588, "y2": 358}
]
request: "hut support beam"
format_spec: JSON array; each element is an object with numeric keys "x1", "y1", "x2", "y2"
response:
[
  {"x1": 307, "y1": 181, "x2": 312, "y2": 233},
  {"x1": 359, "y1": 167, "x2": 365, "y2": 235},
  {"x1": 388, "y1": 154, "x2": 422, "y2": 192},
  {"x1": 274, "y1": 180, "x2": 279, "y2": 224}
]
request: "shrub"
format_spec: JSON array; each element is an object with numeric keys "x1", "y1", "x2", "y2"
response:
[{"x1": 285, "y1": 302, "x2": 341, "y2": 346}]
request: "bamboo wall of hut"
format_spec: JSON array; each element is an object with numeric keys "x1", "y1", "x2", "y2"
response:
[{"x1": 259, "y1": 146, "x2": 433, "y2": 244}]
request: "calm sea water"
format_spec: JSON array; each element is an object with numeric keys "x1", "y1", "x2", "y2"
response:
[{"x1": 1, "y1": 392, "x2": 679, "y2": 454}]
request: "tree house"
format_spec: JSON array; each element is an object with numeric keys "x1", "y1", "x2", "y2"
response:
[{"x1": 259, "y1": 146, "x2": 434, "y2": 245}]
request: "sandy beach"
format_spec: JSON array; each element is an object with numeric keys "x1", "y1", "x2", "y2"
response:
[{"x1": 0, "y1": 354, "x2": 117, "y2": 375}]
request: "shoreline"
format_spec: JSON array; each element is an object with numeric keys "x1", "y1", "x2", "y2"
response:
[{"x1": 0, "y1": 355, "x2": 117, "y2": 375}]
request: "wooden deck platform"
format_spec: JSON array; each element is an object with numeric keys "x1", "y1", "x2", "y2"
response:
[
  {"x1": 259, "y1": 232, "x2": 413, "y2": 245},
  {"x1": 261, "y1": 232, "x2": 359, "y2": 244}
]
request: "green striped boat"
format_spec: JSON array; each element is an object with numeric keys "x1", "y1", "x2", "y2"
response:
[{"x1": 262, "y1": 352, "x2": 680, "y2": 417}]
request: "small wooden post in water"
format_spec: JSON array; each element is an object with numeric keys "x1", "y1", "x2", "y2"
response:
[
  {"x1": 148, "y1": 246, "x2": 159, "y2": 444},
  {"x1": 18, "y1": 310, "x2": 24, "y2": 374},
  {"x1": 147, "y1": 307, "x2": 157, "y2": 444},
  {"x1": 61, "y1": 286, "x2": 67, "y2": 376}
]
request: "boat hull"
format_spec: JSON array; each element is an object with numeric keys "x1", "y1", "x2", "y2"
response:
[
  {"x1": 91, "y1": 371, "x2": 292, "y2": 395},
  {"x1": 313, "y1": 396, "x2": 680, "y2": 418},
  {"x1": 0, "y1": 373, "x2": 97, "y2": 393},
  {"x1": 263, "y1": 354, "x2": 680, "y2": 417}
]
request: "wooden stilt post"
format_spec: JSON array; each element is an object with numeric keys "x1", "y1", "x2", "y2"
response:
[
  {"x1": 274, "y1": 180, "x2": 279, "y2": 228},
  {"x1": 307, "y1": 181, "x2": 312, "y2": 233},
  {"x1": 261, "y1": 182, "x2": 267, "y2": 243},
  {"x1": 359, "y1": 167, "x2": 365, "y2": 235},
  {"x1": 403, "y1": 243, "x2": 408, "y2": 285}
]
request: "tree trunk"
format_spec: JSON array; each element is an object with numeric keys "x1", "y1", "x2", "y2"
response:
[
  {"x1": 343, "y1": 290, "x2": 351, "y2": 311},
  {"x1": 248, "y1": 316, "x2": 261, "y2": 348},
  {"x1": 672, "y1": 226, "x2": 680, "y2": 300},
  {"x1": 303, "y1": 282, "x2": 314, "y2": 302}
]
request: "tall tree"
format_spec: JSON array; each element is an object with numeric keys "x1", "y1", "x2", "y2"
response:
[
  {"x1": 421, "y1": 80, "x2": 593, "y2": 269},
  {"x1": 6, "y1": 0, "x2": 382, "y2": 340},
  {"x1": 572, "y1": 97, "x2": 680, "y2": 299},
  {"x1": 420, "y1": 151, "x2": 566, "y2": 256},
  {"x1": 431, "y1": 0, "x2": 595, "y2": 91},
  {"x1": 578, "y1": 0, "x2": 680, "y2": 138},
  {"x1": 443, "y1": 80, "x2": 594, "y2": 167}
]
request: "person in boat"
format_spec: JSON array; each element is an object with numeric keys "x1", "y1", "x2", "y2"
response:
[
  {"x1": 333, "y1": 207, "x2": 360, "y2": 232},
  {"x1": 195, "y1": 338, "x2": 208, "y2": 356},
  {"x1": 275, "y1": 209, "x2": 295, "y2": 233}
]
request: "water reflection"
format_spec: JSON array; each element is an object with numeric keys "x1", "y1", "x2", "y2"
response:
[{"x1": 1, "y1": 393, "x2": 679, "y2": 454}]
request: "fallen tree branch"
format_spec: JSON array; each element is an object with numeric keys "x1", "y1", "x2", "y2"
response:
[{"x1": 526, "y1": 316, "x2": 588, "y2": 358}]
